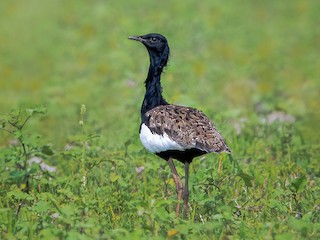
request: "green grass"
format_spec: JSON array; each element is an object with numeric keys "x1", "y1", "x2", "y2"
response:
[{"x1": 0, "y1": 0, "x2": 319, "y2": 239}]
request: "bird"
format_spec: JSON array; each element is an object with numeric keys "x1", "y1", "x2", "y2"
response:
[{"x1": 128, "y1": 33, "x2": 230, "y2": 219}]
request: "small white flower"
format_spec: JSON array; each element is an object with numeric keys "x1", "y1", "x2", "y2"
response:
[{"x1": 135, "y1": 166, "x2": 144, "y2": 175}]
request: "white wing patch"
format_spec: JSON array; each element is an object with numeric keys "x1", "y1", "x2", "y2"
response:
[{"x1": 140, "y1": 123, "x2": 185, "y2": 153}]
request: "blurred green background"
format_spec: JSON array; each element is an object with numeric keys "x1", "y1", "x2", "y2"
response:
[
  {"x1": 1, "y1": 0, "x2": 320, "y2": 238},
  {"x1": 0, "y1": 0, "x2": 319, "y2": 147}
]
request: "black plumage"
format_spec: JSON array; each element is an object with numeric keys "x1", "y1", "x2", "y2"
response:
[{"x1": 129, "y1": 33, "x2": 230, "y2": 219}]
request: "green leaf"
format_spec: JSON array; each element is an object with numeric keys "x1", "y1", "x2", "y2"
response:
[
  {"x1": 26, "y1": 107, "x2": 47, "y2": 116},
  {"x1": 86, "y1": 133, "x2": 100, "y2": 141},
  {"x1": 0, "y1": 118, "x2": 6, "y2": 128},
  {"x1": 290, "y1": 175, "x2": 307, "y2": 193},
  {"x1": 26, "y1": 109, "x2": 34, "y2": 116},
  {"x1": 8, "y1": 109, "x2": 20, "y2": 126},
  {"x1": 42, "y1": 145, "x2": 54, "y2": 155},
  {"x1": 34, "y1": 200, "x2": 52, "y2": 213},
  {"x1": 7, "y1": 189, "x2": 33, "y2": 201},
  {"x1": 13, "y1": 130, "x2": 22, "y2": 138},
  {"x1": 269, "y1": 199, "x2": 281, "y2": 208},
  {"x1": 110, "y1": 172, "x2": 119, "y2": 182},
  {"x1": 236, "y1": 173, "x2": 253, "y2": 187}
]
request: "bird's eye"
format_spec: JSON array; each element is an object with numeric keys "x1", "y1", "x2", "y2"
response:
[{"x1": 150, "y1": 37, "x2": 158, "y2": 42}]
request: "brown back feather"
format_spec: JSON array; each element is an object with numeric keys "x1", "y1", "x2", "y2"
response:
[{"x1": 144, "y1": 105, "x2": 230, "y2": 153}]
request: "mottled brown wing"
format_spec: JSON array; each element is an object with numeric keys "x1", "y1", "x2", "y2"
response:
[{"x1": 145, "y1": 105, "x2": 230, "y2": 153}]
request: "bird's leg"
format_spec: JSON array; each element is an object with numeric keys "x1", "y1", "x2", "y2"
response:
[
  {"x1": 218, "y1": 154, "x2": 223, "y2": 176},
  {"x1": 167, "y1": 157, "x2": 183, "y2": 218},
  {"x1": 183, "y1": 161, "x2": 190, "y2": 219}
]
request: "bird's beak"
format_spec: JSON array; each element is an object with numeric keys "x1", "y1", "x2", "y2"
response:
[{"x1": 128, "y1": 35, "x2": 145, "y2": 42}]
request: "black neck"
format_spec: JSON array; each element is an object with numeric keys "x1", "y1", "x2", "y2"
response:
[{"x1": 141, "y1": 65, "x2": 168, "y2": 119}]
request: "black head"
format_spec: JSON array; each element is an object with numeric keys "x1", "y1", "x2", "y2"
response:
[{"x1": 129, "y1": 33, "x2": 170, "y2": 70}]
